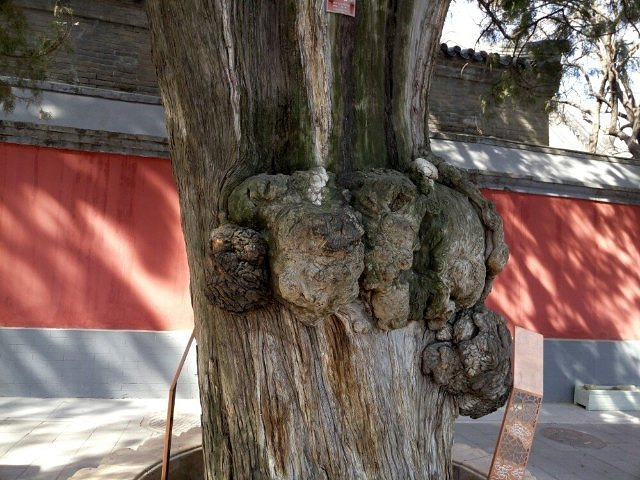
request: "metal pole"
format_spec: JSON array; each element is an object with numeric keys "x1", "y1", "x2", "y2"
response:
[
  {"x1": 489, "y1": 326, "x2": 543, "y2": 480},
  {"x1": 161, "y1": 329, "x2": 196, "y2": 480}
]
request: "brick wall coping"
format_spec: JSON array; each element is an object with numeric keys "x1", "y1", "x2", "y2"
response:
[
  {"x1": 2, "y1": 121, "x2": 638, "y2": 205},
  {"x1": 432, "y1": 131, "x2": 640, "y2": 168},
  {"x1": 431, "y1": 137, "x2": 640, "y2": 204},
  {"x1": 1, "y1": 89, "x2": 638, "y2": 204},
  {"x1": 439, "y1": 42, "x2": 558, "y2": 70},
  {"x1": 0, "y1": 76, "x2": 162, "y2": 105}
]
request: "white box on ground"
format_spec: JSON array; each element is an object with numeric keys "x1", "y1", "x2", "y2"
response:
[{"x1": 574, "y1": 384, "x2": 640, "y2": 411}]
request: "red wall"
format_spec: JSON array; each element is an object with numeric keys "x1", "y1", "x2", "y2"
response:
[
  {"x1": 486, "y1": 190, "x2": 640, "y2": 341},
  {"x1": 1, "y1": 143, "x2": 639, "y2": 339},
  {"x1": 0, "y1": 143, "x2": 192, "y2": 330}
]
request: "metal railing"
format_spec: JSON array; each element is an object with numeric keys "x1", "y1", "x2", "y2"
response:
[{"x1": 161, "y1": 329, "x2": 196, "y2": 480}]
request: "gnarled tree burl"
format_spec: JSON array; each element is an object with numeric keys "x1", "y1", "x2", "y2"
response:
[{"x1": 146, "y1": 1, "x2": 512, "y2": 479}]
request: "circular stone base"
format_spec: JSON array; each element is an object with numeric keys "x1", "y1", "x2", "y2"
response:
[
  {"x1": 134, "y1": 446, "x2": 203, "y2": 480},
  {"x1": 70, "y1": 427, "x2": 484, "y2": 479},
  {"x1": 133, "y1": 447, "x2": 483, "y2": 480}
]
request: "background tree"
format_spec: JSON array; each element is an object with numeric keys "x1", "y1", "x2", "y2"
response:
[
  {"x1": 145, "y1": 2, "x2": 512, "y2": 479},
  {"x1": 476, "y1": 0, "x2": 640, "y2": 158},
  {"x1": 0, "y1": 0, "x2": 73, "y2": 117}
]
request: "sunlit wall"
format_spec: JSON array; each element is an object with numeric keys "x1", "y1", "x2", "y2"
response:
[
  {"x1": 486, "y1": 190, "x2": 640, "y2": 341},
  {"x1": 1, "y1": 142, "x2": 639, "y2": 341},
  {"x1": 0, "y1": 143, "x2": 192, "y2": 330}
]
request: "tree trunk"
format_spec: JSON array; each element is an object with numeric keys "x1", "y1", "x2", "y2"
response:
[{"x1": 145, "y1": 2, "x2": 512, "y2": 479}]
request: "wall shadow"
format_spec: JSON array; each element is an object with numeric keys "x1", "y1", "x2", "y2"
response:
[
  {"x1": 485, "y1": 189, "x2": 640, "y2": 342},
  {"x1": 484, "y1": 189, "x2": 640, "y2": 399},
  {"x1": 0, "y1": 142, "x2": 192, "y2": 331},
  {"x1": 0, "y1": 142, "x2": 194, "y2": 397}
]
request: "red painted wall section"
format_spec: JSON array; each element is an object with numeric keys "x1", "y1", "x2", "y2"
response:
[
  {"x1": 485, "y1": 190, "x2": 640, "y2": 341},
  {"x1": 2, "y1": 142, "x2": 639, "y2": 339},
  {"x1": 0, "y1": 143, "x2": 192, "y2": 330}
]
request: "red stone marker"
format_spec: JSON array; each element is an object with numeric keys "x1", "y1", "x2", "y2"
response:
[
  {"x1": 489, "y1": 326, "x2": 544, "y2": 480},
  {"x1": 326, "y1": 0, "x2": 356, "y2": 17}
]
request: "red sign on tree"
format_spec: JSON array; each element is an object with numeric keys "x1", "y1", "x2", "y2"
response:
[{"x1": 326, "y1": 0, "x2": 356, "y2": 17}]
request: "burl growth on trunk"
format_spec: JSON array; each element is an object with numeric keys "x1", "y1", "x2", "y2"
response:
[{"x1": 205, "y1": 156, "x2": 512, "y2": 418}]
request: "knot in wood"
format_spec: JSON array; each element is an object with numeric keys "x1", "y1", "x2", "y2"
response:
[
  {"x1": 204, "y1": 223, "x2": 271, "y2": 313},
  {"x1": 421, "y1": 305, "x2": 513, "y2": 418},
  {"x1": 219, "y1": 161, "x2": 510, "y2": 335}
]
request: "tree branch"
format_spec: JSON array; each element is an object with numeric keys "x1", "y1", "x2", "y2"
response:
[
  {"x1": 552, "y1": 98, "x2": 593, "y2": 120},
  {"x1": 476, "y1": 0, "x2": 515, "y2": 41}
]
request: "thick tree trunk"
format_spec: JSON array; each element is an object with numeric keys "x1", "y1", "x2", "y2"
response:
[{"x1": 146, "y1": 2, "x2": 511, "y2": 479}]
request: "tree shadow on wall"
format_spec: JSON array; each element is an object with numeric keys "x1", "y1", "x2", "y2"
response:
[
  {"x1": 0, "y1": 143, "x2": 194, "y2": 397},
  {"x1": 484, "y1": 189, "x2": 640, "y2": 396}
]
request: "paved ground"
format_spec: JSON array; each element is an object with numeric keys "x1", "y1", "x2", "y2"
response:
[
  {"x1": 1, "y1": 397, "x2": 639, "y2": 479},
  {"x1": 455, "y1": 403, "x2": 640, "y2": 479},
  {"x1": 0, "y1": 397, "x2": 201, "y2": 480}
]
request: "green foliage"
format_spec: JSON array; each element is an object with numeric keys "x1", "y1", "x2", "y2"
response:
[
  {"x1": 0, "y1": 0, "x2": 73, "y2": 116},
  {"x1": 476, "y1": 0, "x2": 640, "y2": 157}
]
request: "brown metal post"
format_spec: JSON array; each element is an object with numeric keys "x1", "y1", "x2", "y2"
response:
[
  {"x1": 489, "y1": 326, "x2": 544, "y2": 480},
  {"x1": 161, "y1": 329, "x2": 196, "y2": 480}
]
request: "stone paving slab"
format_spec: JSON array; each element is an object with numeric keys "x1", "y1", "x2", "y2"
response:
[
  {"x1": 456, "y1": 401, "x2": 640, "y2": 424},
  {"x1": 0, "y1": 397, "x2": 200, "y2": 480},
  {"x1": 454, "y1": 403, "x2": 640, "y2": 480},
  {"x1": 1, "y1": 398, "x2": 639, "y2": 479}
]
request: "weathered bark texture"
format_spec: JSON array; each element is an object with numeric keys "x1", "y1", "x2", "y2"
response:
[{"x1": 146, "y1": 1, "x2": 512, "y2": 479}]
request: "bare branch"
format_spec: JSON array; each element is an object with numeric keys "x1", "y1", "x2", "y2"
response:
[
  {"x1": 612, "y1": 64, "x2": 637, "y2": 110},
  {"x1": 611, "y1": 127, "x2": 640, "y2": 159},
  {"x1": 552, "y1": 98, "x2": 593, "y2": 119},
  {"x1": 475, "y1": 0, "x2": 640, "y2": 157}
]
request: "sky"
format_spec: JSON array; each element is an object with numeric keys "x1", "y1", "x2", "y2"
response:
[{"x1": 441, "y1": 0, "x2": 493, "y2": 50}]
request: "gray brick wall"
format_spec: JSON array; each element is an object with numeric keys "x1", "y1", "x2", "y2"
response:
[
  {"x1": 544, "y1": 339, "x2": 640, "y2": 402},
  {"x1": 2, "y1": 326, "x2": 638, "y2": 402},
  {"x1": 17, "y1": 0, "x2": 158, "y2": 95},
  {"x1": 11, "y1": 0, "x2": 555, "y2": 146},
  {"x1": 429, "y1": 56, "x2": 554, "y2": 145}
]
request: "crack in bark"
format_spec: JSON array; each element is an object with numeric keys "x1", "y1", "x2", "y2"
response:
[
  {"x1": 384, "y1": 0, "x2": 400, "y2": 170},
  {"x1": 338, "y1": 15, "x2": 357, "y2": 178}
]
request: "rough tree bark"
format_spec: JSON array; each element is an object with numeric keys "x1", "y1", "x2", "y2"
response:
[{"x1": 145, "y1": 2, "x2": 512, "y2": 479}]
